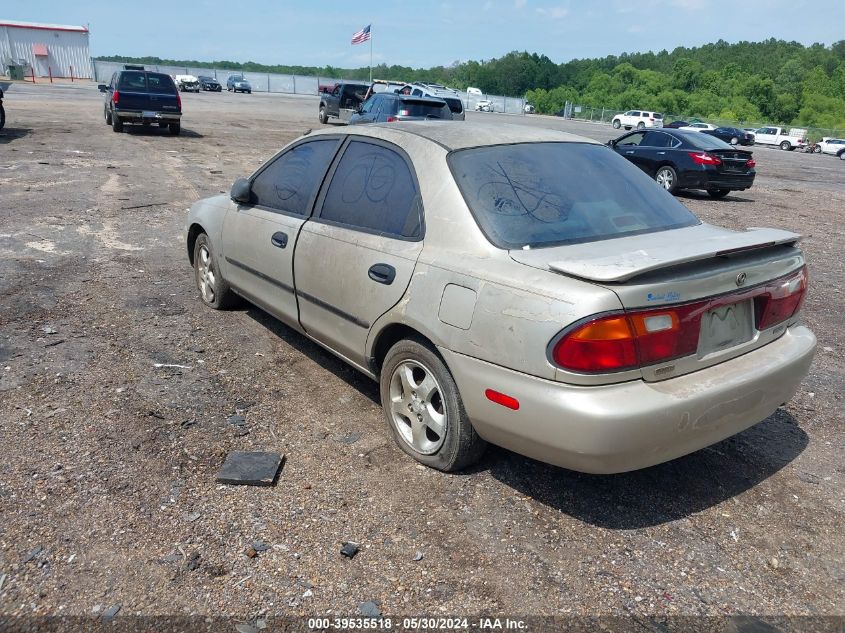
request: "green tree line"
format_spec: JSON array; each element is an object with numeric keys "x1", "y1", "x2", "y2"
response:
[{"x1": 98, "y1": 38, "x2": 845, "y2": 129}]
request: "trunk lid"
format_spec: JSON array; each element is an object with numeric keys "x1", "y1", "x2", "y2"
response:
[
  {"x1": 511, "y1": 223, "x2": 805, "y2": 382},
  {"x1": 709, "y1": 148, "x2": 754, "y2": 174}
]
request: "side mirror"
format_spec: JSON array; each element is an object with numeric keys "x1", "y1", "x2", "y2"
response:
[
  {"x1": 98, "y1": 84, "x2": 108, "y2": 92},
  {"x1": 606, "y1": 139, "x2": 616, "y2": 147},
  {"x1": 230, "y1": 178, "x2": 252, "y2": 204}
]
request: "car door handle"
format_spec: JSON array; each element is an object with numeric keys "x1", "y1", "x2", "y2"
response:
[
  {"x1": 657, "y1": 151, "x2": 666, "y2": 154},
  {"x1": 368, "y1": 263, "x2": 396, "y2": 285},
  {"x1": 270, "y1": 231, "x2": 288, "y2": 248},
  {"x1": 625, "y1": 151, "x2": 635, "y2": 155}
]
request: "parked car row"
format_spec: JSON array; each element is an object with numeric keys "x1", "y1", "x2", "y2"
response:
[{"x1": 319, "y1": 81, "x2": 465, "y2": 125}]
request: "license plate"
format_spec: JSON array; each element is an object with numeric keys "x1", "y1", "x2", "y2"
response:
[
  {"x1": 141, "y1": 111, "x2": 159, "y2": 119},
  {"x1": 698, "y1": 300, "x2": 754, "y2": 356}
]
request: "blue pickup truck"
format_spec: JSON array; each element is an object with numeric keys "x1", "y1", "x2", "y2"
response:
[{"x1": 98, "y1": 70, "x2": 182, "y2": 135}]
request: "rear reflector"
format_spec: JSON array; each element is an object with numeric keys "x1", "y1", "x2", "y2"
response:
[
  {"x1": 689, "y1": 152, "x2": 722, "y2": 166},
  {"x1": 386, "y1": 116, "x2": 398, "y2": 122},
  {"x1": 746, "y1": 158, "x2": 756, "y2": 168},
  {"x1": 551, "y1": 266, "x2": 807, "y2": 374},
  {"x1": 485, "y1": 389, "x2": 520, "y2": 410}
]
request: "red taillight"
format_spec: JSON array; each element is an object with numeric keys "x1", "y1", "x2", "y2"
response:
[
  {"x1": 552, "y1": 303, "x2": 706, "y2": 373},
  {"x1": 112, "y1": 90, "x2": 120, "y2": 105},
  {"x1": 688, "y1": 152, "x2": 722, "y2": 166},
  {"x1": 746, "y1": 158, "x2": 756, "y2": 168},
  {"x1": 386, "y1": 116, "x2": 398, "y2": 122},
  {"x1": 176, "y1": 90, "x2": 182, "y2": 110},
  {"x1": 755, "y1": 267, "x2": 807, "y2": 330}
]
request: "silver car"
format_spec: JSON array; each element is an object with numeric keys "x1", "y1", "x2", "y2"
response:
[{"x1": 186, "y1": 122, "x2": 816, "y2": 473}]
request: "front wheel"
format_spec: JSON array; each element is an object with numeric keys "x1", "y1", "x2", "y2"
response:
[
  {"x1": 838, "y1": 151, "x2": 845, "y2": 160},
  {"x1": 813, "y1": 145, "x2": 821, "y2": 153},
  {"x1": 319, "y1": 106, "x2": 328, "y2": 124},
  {"x1": 655, "y1": 165, "x2": 678, "y2": 193},
  {"x1": 380, "y1": 339, "x2": 486, "y2": 472},
  {"x1": 104, "y1": 106, "x2": 112, "y2": 125},
  {"x1": 707, "y1": 188, "x2": 730, "y2": 199},
  {"x1": 612, "y1": 119, "x2": 621, "y2": 129},
  {"x1": 780, "y1": 141, "x2": 791, "y2": 150},
  {"x1": 193, "y1": 234, "x2": 236, "y2": 309}
]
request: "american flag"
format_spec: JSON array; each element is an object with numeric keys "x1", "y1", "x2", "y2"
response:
[{"x1": 351, "y1": 24, "x2": 371, "y2": 45}]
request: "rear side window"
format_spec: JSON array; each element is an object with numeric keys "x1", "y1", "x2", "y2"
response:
[
  {"x1": 118, "y1": 71, "x2": 146, "y2": 91},
  {"x1": 654, "y1": 113, "x2": 664, "y2": 119},
  {"x1": 251, "y1": 139, "x2": 339, "y2": 215},
  {"x1": 448, "y1": 142, "x2": 699, "y2": 249},
  {"x1": 443, "y1": 97, "x2": 463, "y2": 114},
  {"x1": 643, "y1": 131, "x2": 674, "y2": 147},
  {"x1": 147, "y1": 73, "x2": 176, "y2": 94},
  {"x1": 319, "y1": 141, "x2": 421, "y2": 239}
]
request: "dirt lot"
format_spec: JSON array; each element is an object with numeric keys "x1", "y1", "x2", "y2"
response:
[{"x1": 0, "y1": 82, "x2": 843, "y2": 629}]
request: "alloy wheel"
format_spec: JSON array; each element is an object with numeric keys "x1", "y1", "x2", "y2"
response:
[
  {"x1": 196, "y1": 244, "x2": 217, "y2": 303},
  {"x1": 388, "y1": 360, "x2": 447, "y2": 455},
  {"x1": 656, "y1": 168, "x2": 674, "y2": 190}
]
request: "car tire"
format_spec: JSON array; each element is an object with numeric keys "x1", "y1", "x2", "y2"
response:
[
  {"x1": 247, "y1": 90, "x2": 252, "y2": 94},
  {"x1": 169, "y1": 122, "x2": 181, "y2": 135},
  {"x1": 158, "y1": 121, "x2": 167, "y2": 128},
  {"x1": 839, "y1": 151, "x2": 845, "y2": 160},
  {"x1": 319, "y1": 106, "x2": 328, "y2": 124},
  {"x1": 655, "y1": 165, "x2": 678, "y2": 193},
  {"x1": 780, "y1": 141, "x2": 791, "y2": 150},
  {"x1": 104, "y1": 106, "x2": 112, "y2": 125},
  {"x1": 707, "y1": 188, "x2": 731, "y2": 199},
  {"x1": 111, "y1": 112, "x2": 123, "y2": 133},
  {"x1": 813, "y1": 145, "x2": 821, "y2": 153},
  {"x1": 380, "y1": 338, "x2": 487, "y2": 472},
  {"x1": 730, "y1": 137, "x2": 738, "y2": 145},
  {"x1": 612, "y1": 119, "x2": 621, "y2": 129},
  {"x1": 193, "y1": 233, "x2": 236, "y2": 309},
  {"x1": 637, "y1": 121, "x2": 645, "y2": 130}
]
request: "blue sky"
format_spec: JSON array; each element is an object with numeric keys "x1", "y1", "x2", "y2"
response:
[{"x1": 6, "y1": 0, "x2": 845, "y2": 68}]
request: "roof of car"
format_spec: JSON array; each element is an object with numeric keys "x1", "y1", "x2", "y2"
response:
[{"x1": 308, "y1": 121, "x2": 601, "y2": 151}]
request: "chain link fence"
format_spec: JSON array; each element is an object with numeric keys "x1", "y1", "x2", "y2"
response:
[{"x1": 92, "y1": 60, "x2": 528, "y2": 115}]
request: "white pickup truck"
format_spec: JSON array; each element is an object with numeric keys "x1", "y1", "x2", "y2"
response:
[{"x1": 753, "y1": 126, "x2": 807, "y2": 151}]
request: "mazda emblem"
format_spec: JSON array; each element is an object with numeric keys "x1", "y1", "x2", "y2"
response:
[{"x1": 736, "y1": 272, "x2": 747, "y2": 286}]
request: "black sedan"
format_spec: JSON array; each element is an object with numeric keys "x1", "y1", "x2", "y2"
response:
[
  {"x1": 608, "y1": 129, "x2": 756, "y2": 198},
  {"x1": 198, "y1": 75, "x2": 222, "y2": 92},
  {"x1": 701, "y1": 126, "x2": 755, "y2": 146}
]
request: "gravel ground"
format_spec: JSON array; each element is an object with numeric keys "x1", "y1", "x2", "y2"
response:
[{"x1": 0, "y1": 82, "x2": 843, "y2": 630}]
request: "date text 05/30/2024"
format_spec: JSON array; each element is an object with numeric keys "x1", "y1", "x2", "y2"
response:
[{"x1": 307, "y1": 617, "x2": 528, "y2": 630}]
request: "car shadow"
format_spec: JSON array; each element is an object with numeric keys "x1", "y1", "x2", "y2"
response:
[
  {"x1": 239, "y1": 303, "x2": 807, "y2": 529},
  {"x1": 473, "y1": 408, "x2": 807, "y2": 529},
  {"x1": 0, "y1": 127, "x2": 31, "y2": 144},
  {"x1": 124, "y1": 126, "x2": 204, "y2": 138},
  {"x1": 677, "y1": 191, "x2": 754, "y2": 203},
  {"x1": 244, "y1": 306, "x2": 379, "y2": 404}
]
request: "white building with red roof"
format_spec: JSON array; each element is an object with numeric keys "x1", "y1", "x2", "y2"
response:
[{"x1": 1, "y1": 19, "x2": 92, "y2": 79}]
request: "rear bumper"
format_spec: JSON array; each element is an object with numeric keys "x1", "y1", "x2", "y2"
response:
[
  {"x1": 441, "y1": 325, "x2": 815, "y2": 474},
  {"x1": 682, "y1": 170, "x2": 755, "y2": 191},
  {"x1": 114, "y1": 110, "x2": 181, "y2": 122}
]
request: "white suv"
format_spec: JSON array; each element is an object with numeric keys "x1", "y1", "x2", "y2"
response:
[
  {"x1": 612, "y1": 110, "x2": 664, "y2": 130},
  {"x1": 818, "y1": 137, "x2": 845, "y2": 157}
]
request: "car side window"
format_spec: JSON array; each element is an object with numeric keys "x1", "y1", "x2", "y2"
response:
[
  {"x1": 643, "y1": 132, "x2": 672, "y2": 148},
  {"x1": 250, "y1": 139, "x2": 339, "y2": 215},
  {"x1": 412, "y1": 89, "x2": 423, "y2": 96},
  {"x1": 319, "y1": 141, "x2": 422, "y2": 239},
  {"x1": 618, "y1": 132, "x2": 646, "y2": 146},
  {"x1": 631, "y1": 111, "x2": 641, "y2": 117},
  {"x1": 360, "y1": 96, "x2": 376, "y2": 114}
]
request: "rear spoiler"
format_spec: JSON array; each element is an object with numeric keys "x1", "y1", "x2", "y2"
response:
[{"x1": 545, "y1": 226, "x2": 801, "y2": 283}]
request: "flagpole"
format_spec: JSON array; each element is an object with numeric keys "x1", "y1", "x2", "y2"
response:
[{"x1": 369, "y1": 26, "x2": 373, "y2": 83}]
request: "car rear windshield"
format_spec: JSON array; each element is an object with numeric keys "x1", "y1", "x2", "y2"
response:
[
  {"x1": 683, "y1": 133, "x2": 732, "y2": 150},
  {"x1": 147, "y1": 73, "x2": 177, "y2": 94},
  {"x1": 653, "y1": 113, "x2": 664, "y2": 119},
  {"x1": 448, "y1": 142, "x2": 699, "y2": 249},
  {"x1": 395, "y1": 99, "x2": 450, "y2": 119}
]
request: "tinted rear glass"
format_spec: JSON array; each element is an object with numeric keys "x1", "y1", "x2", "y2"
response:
[
  {"x1": 448, "y1": 142, "x2": 699, "y2": 249},
  {"x1": 654, "y1": 113, "x2": 663, "y2": 119},
  {"x1": 443, "y1": 97, "x2": 463, "y2": 113},
  {"x1": 118, "y1": 71, "x2": 147, "y2": 91},
  {"x1": 682, "y1": 133, "x2": 732, "y2": 150},
  {"x1": 147, "y1": 73, "x2": 176, "y2": 94},
  {"x1": 397, "y1": 100, "x2": 450, "y2": 118}
]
